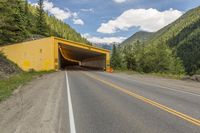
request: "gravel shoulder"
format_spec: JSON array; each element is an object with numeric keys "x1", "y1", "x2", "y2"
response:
[{"x1": 0, "y1": 71, "x2": 69, "y2": 133}]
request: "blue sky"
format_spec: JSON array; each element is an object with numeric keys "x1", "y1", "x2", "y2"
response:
[{"x1": 29, "y1": 0, "x2": 200, "y2": 44}]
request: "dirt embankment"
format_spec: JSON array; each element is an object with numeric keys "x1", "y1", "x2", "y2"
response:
[
  {"x1": 0, "y1": 54, "x2": 21, "y2": 79},
  {"x1": 182, "y1": 75, "x2": 200, "y2": 82}
]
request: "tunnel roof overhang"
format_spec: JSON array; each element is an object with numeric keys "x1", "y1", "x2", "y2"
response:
[{"x1": 54, "y1": 37, "x2": 110, "y2": 62}]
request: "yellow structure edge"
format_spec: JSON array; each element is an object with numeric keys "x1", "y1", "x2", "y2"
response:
[{"x1": 54, "y1": 37, "x2": 110, "y2": 53}]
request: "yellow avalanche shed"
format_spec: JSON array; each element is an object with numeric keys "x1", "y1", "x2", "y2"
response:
[{"x1": 0, "y1": 37, "x2": 110, "y2": 71}]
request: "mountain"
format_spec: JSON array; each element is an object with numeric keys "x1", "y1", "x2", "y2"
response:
[
  {"x1": 0, "y1": 1, "x2": 91, "y2": 45},
  {"x1": 120, "y1": 6, "x2": 200, "y2": 74},
  {"x1": 122, "y1": 6, "x2": 200, "y2": 47},
  {"x1": 148, "y1": 6, "x2": 200, "y2": 44},
  {"x1": 93, "y1": 43, "x2": 112, "y2": 51},
  {"x1": 102, "y1": 44, "x2": 112, "y2": 50},
  {"x1": 147, "y1": 6, "x2": 200, "y2": 74},
  {"x1": 28, "y1": 4, "x2": 92, "y2": 45},
  {"x1": 120, "y1": 31, "x2": 154, "y2": 46}
]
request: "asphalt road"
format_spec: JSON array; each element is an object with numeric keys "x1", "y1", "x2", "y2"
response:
[
  {"x1": 0, "y1": 68, "x2": 200, "y2": 133},
  {"x1": 67, "y1": 68, "x2": 200, "y2": 133}
]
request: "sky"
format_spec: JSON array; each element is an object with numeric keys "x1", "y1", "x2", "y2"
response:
[{"x1": 29, "y1": 0, "x2": 200, "y2": 44}]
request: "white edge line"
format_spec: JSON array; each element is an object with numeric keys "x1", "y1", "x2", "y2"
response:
[{"x1": 65, "y1": 71, "x2": 76, "y2": 133}]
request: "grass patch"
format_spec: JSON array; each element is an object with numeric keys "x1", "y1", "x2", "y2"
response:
[
  {"x1": 146, "y1": 72, "x2": 185, "y2": 79},
  {"x1": 0, "y1": 71, "x2": 54, "y2": 102},
  {"x1": 113, "y1": 69, "x2": 185, "y2": 79}
]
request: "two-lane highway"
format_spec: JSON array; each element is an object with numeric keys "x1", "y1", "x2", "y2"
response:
[
  {"x1": 66, "y1": 69, "x2": 200, "y2": 133},
  {"x1": 0, "y1": 68, "x2": 199, "y2": 133}
]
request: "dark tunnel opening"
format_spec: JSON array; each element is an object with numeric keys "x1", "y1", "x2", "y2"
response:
[
  {"x1": 59, "y1": 49, "x2": 80, "y2": 70},
  {"x1": 58, "y1": 43, "x2": 108, "y2": 71}
]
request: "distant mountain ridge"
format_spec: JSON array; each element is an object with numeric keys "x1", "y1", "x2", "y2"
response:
[
  {"x1": 120, "y1": 31, "x2": 154, "y2": 46},
  {"x1": 121, "y1": 6, "x2": 200, "y2": 46},
  {"x1": 148, "y1": 6, "x2": 200, "y2": 45}
]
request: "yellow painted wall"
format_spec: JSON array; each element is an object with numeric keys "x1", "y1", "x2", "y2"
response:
[
  {"x1": 0, "y1": 37, "x2": 110, "y2": 72},
  {"x1": 0, "y1": 37, "x2": 55, "y2": 71},
  {"x1": 106, "y1": 52, "x2": 111, "y2": 72}
]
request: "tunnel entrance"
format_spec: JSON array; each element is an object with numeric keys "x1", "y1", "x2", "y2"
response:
[
  {"x1": 58, "y1": 42, "x2": 108, "y2": 71},
  {"x1": 0, "y1": 37, "x2": 110, "y2": 72},
  {"x1": 59, "y1": 50, "x2": 79, "y2": 69}
]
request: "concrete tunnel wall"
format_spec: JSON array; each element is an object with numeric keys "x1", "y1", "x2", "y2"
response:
[
  {"x1": 81, "y1": 56, "x2": 106, "y2": 70},
  {"x1": 0, "y1": 37, "x2": 55, "y2": 71},
  {"x1": 56, "y1": 38, "x2": 110, "y2": 71},
  {"x1": 59, "y1": 45, "x2": 107, "y2": 70},
  {"x1": 0, "y1": 37, "x2": 110, "y2": 71}
]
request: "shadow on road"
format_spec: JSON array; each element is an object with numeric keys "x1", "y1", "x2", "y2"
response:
[{"x1": 62, "y1": 66, "x2": 104, "y2": 72}]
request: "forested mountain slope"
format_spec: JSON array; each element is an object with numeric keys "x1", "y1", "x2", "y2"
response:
[
  {"x1": 0, "y1": 0, "x2": 91, "y2": 45},
  {"x1": 120, "y1": 31, "x2": 154, "y2": 46},
  {"x1": 149, "y1": 6, "x2": 200, "y2": 45},
  {"x1": 148, "y1": 6, "x2": 200, "y2": 74},
  {"x1": 118, "y1": 6, "x2": 200, "y2": 74}
]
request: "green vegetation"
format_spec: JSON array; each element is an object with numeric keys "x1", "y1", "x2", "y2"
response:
[
  {"x1": 110, "y1": 44, "x2": 124, "y2": 69},
  {"x1": 149, "y1": 6, "x2": 200, "y2": 75},
  {"x1": 111, "y1": 40, "x2": 185, "y2": 75},
  {"x1": 115, "y1": 6, "x2": 200, "y2": 75},
  {"x1": 0, "y1": 52, "x2": 53, "y2": 102},
  {"x1": 0, "y1": 71, "x2": 53, "y2": 102},
  {"x1": 168, "y1": 18, "x2": 200, "y2": 75},
  {"x1": 120, "y1": 31, "x2": 154, "y2": 46},
  {"x1": 113, "y1": 70, "x2": 184, "y2": 79},
  {"x1": 36, "y1": 0, "x2": 48, "y2": 36},
  {"x1": 0, "y1": 0, "x2": 91, "y2": 45},
  {"x1": 0, "y1": 53, "x2": 22, "y2": 79}
]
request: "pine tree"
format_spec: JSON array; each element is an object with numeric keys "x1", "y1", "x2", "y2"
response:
[
  {"x1": 36, "y1": 0, "x2": 48, "y2": 36},
  {"x1": 0, "y1": 0, "x2": 28, "y2": 44},
  {"x1": 111, "y1": 44, "x2": 123, "y2": 69},
  {"x1": 111, "y1": 44, "x2": 117, "y2": 68},
  {"x1": 15, "y1": 0, "x2": 29, "y2": 39},
  {"x1": 24, "y1": 0, "x2": 32, "y2": 32},
  {"x1": 0, "y1": 1, "x2": 10, "y2": 44},
  {"x1": 0, "y1": 0, "x2": 91, "y2": 45}
]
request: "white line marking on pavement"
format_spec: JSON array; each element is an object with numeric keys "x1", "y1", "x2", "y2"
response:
[{"x1": 65, "y1": 71, "x2": 76, "y2": 133}]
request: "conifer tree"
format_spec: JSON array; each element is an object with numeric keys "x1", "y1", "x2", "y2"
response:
[
  {"x1": 24, "y1": 0, "x2": 32, "y2": 31},
  {"x1": 0, "y1": 1, "x2": 10, "y2": 44},
  {"x1": 0, "y1": 0, "x2": 28, "y2": 44},
  {"x1": 111, "y1": 44, "x2": 123, "y2": 69},
  {"x1": 15, "y1": 0, "x2": 29, "y2": 39},
  {"x1": 36, "y1": 0, "x2": 48, "y2": 36}
]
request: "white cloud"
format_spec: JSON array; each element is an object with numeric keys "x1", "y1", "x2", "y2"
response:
[
  {"x1": 82, "y1": 33, "x2": 126, "y2": 44},
  {"x1": 113, "y1": 0, "x2": 127, "y2": 3},
  {"x1": 80, "y1": 8, "x2": 94, "y2": 12},
  {"x1": 30, "y1": 3, "x2": 38, "y2": 7},
  {"x1": 72, "y1": 12, "x2": 78, "y2": 18},
  {"x1": 43, "y1": 1, "x2": 72, "y2": 21},
  {"x1": 97, "y1": 8, "x2": 183, "y2": 33},
  {"x1": 31, "y1": 0, "x2": 85, "y2": 25},
  {"x1": 73, "y1": 19, "x2": 84, "y2": 25}
]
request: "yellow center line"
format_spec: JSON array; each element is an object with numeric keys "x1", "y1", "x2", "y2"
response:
[{"x1": 82, "y1": 72, "x2": 200, "y2": 127}]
